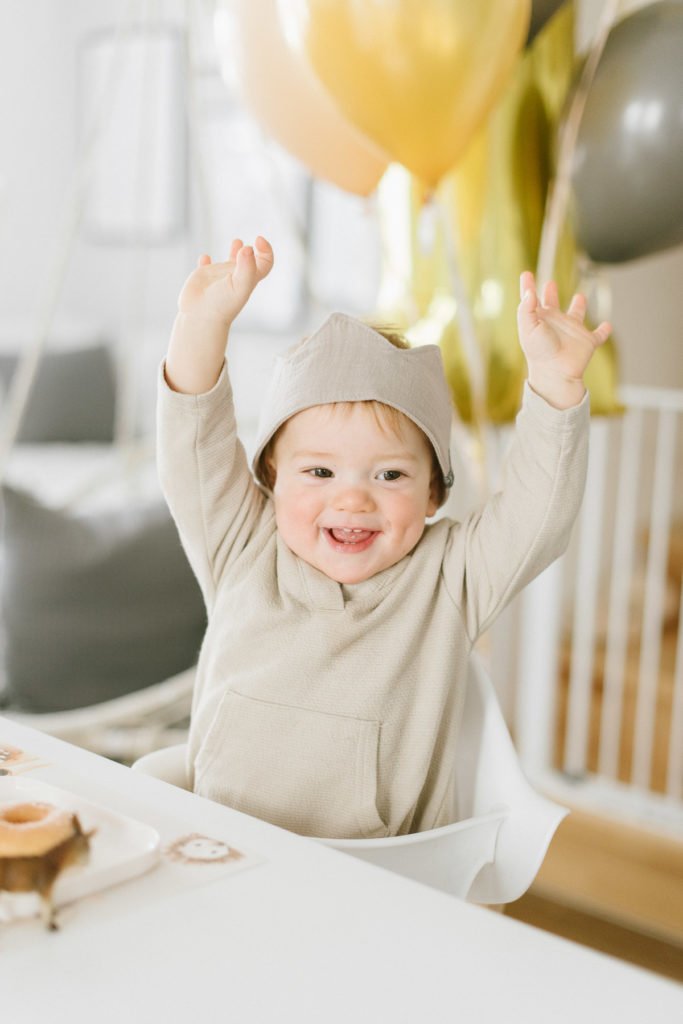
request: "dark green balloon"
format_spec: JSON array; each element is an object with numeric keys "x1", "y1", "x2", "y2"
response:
[
  {"x1": 571, "y1": 2, "x2": 683, "y2": 263},
  {"x1": 526, "y1": 0, "x2": 566, "y2": 46}
]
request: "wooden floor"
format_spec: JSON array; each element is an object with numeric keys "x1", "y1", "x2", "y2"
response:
[
  {"x1": 506, "y1": 891, "x2": 683, "y2": 983},
  {"x1": 505, "y1": 808, "x2": 683, "y2": 984}
]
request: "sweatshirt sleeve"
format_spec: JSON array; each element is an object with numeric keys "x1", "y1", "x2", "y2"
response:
[
  {"x1": 156, "y1": 359, "x2": 267, "y2": 610},
  {"x1": 442, "y1": 383, "x2": 590, "y2": 643}
]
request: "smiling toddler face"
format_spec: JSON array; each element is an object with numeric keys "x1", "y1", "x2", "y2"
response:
[{"x1": 269, "y1": 401, "x2": 439, "y2": 585}]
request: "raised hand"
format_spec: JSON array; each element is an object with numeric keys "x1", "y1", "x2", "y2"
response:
[
  {"x1": 165, "y1": 236, "x2": 274, "y2": 395},
  {"x1": 178, "y1": 236, "x2": 274, "y2": 326},
  {"x1": 517, "y1": 270, "x2": 612, "y2": 409}
]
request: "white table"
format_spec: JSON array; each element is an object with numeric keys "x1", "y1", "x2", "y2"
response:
[{"x1": 1, "y1": 716, "x2": 681, "y2": 1024}]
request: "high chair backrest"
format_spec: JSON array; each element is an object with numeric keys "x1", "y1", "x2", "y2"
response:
[{"x1": 132, "y1": 654, "x2": 567, "y2": 904}]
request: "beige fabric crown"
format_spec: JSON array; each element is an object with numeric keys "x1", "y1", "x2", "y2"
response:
[{"x1": 251, "y1": 313, "x2": 454, "y2": 501}]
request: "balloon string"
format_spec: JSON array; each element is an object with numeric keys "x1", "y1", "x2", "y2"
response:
[
  {"x1": 434, "y1": 194, "x2": 490, "y2": 498},
  {"x1": 578, "y1": 252, "x2": 613, "y2": 327},
  {"x1": 536, "y1": 0, "x2": 622, "y2": 286},
  {"x1": 435, "y1": 196, "x2": 487, "y2": 417}
]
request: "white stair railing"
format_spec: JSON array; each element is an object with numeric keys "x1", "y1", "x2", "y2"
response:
[
  {"x1": 512, "y1": 385, "x2": 683, "y2": 834},
  {"x1": 564, "y1": 417, "x2": 609, "y2": 778},
  {"x1": 598, "y1": 406, "x2": 642, "y2": 779}
]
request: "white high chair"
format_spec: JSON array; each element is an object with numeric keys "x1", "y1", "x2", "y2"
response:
[{"x1": 132, "y1": 654, "x2": 568, "y2": 905}]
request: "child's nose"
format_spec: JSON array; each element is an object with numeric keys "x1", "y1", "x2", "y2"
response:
[{"x1": 333, "y1": 483, "x2": 375, "y2": 513}]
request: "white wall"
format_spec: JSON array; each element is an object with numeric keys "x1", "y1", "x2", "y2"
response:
[
  {"x1": 0, "y1": 1, "x2": 76, "y2": 321},
  {"x1": 0, "y1": 0, "x2": 195, "y2": 345}
]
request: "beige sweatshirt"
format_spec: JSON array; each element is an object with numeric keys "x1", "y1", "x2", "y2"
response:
[{"x1": 157, "y1": 362, "x2": 589, "y2": 840}]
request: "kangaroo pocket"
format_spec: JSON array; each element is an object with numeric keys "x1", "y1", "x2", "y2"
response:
[{"x1": 194, "y1": 691, "x2": 388, "y2": 839}]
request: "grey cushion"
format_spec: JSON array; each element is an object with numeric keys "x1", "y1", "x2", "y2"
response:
[
  {"x1": 0, "y1": 485, "x2": 206, "y2": 712},
  {"x1": 0, "y1": 344, "x2": 116, "y2": 442}
]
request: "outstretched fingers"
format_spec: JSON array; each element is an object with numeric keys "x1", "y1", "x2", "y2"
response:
[
  {"x1": 520, "y1": 273, "x2": 565, "y2": 313},
  {"x1": 567, "y1": 291, "x2": 587, "y2": 321},
  {"x1": 253, "y1": 235, "x2": 274, "y2": 280},
  {"x1": 192, "y1": 237, "x2": 273, "y2": 305},
  {"x1": 231, "y1": 237, "x2": 273, "y2": 290},
  {"x1": 518, "y1": 271, "x2": 540, "y2": 332},
  {"x1": 232, "y1": 245, "x2": 257, "y2": 291},
  {"x1": 542, "y1": 279, "x2": 560, "y2": 308},
  {"x1": 592, "y1": 320, "x2": 612, "y2": 346},
  {"x1": 519, "y1": 270, "x2": 536, "y2": 301}
]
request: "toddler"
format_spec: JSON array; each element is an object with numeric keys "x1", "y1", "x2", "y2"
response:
[{"x1": 157, "y1": 236, "x2": 610, "y2": 839}]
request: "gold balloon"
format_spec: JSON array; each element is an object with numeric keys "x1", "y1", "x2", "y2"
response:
[
  {"x1": 214, "y1": 0, "x2": 389, "y2": 196},
  {"x1": 285, "y1": 0, "x2": 531, "y2": 188},
  {"x1": 378, "y1": 2, "x2": 620, "y2": 423}
]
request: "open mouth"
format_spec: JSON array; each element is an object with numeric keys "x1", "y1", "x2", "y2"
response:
[{"x1": 323, "y1": 528, "x2": 378, "y2": 554}]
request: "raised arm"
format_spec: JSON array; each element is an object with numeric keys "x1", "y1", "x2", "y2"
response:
[
  {"x1": 443, "y1": 274, "x2": 612, "y2": 641},
  {"x1": 157, "y1": 237, "x2": 274, "y2": 607},
  {"x1": 165, "y1": 236, "x2": 274, "y2": 394}
]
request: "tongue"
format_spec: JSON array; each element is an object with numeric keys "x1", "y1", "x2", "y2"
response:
[{"x1": 331, "y1": 529, "x2": 373, "y2": 544}]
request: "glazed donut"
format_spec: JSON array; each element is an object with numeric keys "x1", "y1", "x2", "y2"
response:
[{"x1": 0, "y1": 801, "x2": 77, "y2": 858}]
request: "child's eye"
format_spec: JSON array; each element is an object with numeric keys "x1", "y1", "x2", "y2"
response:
[
  {"x1": 308, "y1": 467, "x2": 333, "y2": 478},
  {"x1": 377, "y1": 470, "x2": 403, "y2": 481}
]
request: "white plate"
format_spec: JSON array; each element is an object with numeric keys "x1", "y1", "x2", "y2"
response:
[{"x1": 0, "y1": 777, "x2": 160, "y2": 921}]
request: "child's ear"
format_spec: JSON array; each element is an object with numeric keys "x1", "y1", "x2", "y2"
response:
[
  {"x1": 426, "y1": 473, "x2": 440, "y2": 517},
  {"x1": 265, "y1": 456, "x2": 277, "y2": 489}
]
